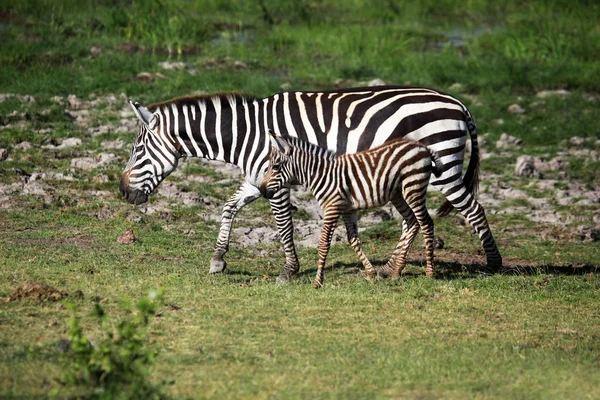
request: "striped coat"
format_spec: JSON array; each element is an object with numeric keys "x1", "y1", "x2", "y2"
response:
[{"x1": 261, "y1": 135, "x2": 442, "y2": 288}]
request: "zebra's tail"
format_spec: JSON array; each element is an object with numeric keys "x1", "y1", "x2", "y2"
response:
[
  {"x1": 429, "y1": 149, "x2": 444, "y2": 178},
  {"x1": 436, "y1": 108, "x2": 481, "y2": 217}
]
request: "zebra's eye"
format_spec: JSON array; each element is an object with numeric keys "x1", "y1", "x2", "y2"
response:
[{"x1": 271, "y1": 163, "x2": 281, "y2": 172}]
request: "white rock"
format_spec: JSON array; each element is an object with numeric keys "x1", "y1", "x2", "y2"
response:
[
  {"x1": 368, "y1": 78, "x2": 386, "y2": 87},
  {"x1": 14, "y1": 141, "x2": 32, "y2": 151},
  {"x1": 507, "y1": 104, "x2": 525, "y2": 114},
  {"x1": 515, "y1": 155, "x2": 541, "y2": 178},
  {"x1": 536, "y1": 89, "x2": 571, "y2": 99}
]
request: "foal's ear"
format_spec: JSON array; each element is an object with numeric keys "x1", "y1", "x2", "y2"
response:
[
  {"x1": 268, "y1": 131, "x2": 291, "y2": 155},
  {"x1": 129, "y1": 100, "x2": 156, "y2": 129}
]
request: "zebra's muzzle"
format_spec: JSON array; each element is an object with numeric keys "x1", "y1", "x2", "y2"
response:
[
  {"x1": 263, "y1": 189, "x2": 275, "y2": 199},
  {"x1": 120, "y1": 176, "x2": 148, "y2": 205},
  {"x1": 123, "y1": 189, "x2": 148, "y2": 205}
]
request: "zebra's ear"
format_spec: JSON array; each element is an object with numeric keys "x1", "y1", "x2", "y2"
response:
[
  {"x1": 129, "y1": 100, "x2": 155, "y2": 128},
  {"x1": 269, "y1": 132, "x2": 291, "y2": 155}
]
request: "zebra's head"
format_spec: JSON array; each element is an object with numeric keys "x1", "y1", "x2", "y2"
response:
[
  {"x1": 260, "y1": 134, "x2": 294, "y2": 200},
  {"x1": 120, "y1": 101, "x2": 180, "y2": 205}
]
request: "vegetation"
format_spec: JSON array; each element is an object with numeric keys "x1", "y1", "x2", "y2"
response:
[
  {"x1": 0, "y1": 1, "x2": 599, "y2": 399},
  {"x1": 59, "y1": 290, "x2": 165, "y2": 399}
]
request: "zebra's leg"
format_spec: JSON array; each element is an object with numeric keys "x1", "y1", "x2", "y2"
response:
[
  {"x1": 409, "y1": 200, "x2": 436, "y2": 277},
  {"x1": 314, "y1": 208, "x2": 340, "y2": 289},
  {"x1": 342, "y1": 213, "x2": 377, "y2": 278},
  {"x1": 435, "y1": 181, "x2": 502, "y2": 271},
  {"x1": 268, "y1": 187, "x2": 301, "y2": 285},
  {"x1": 210, "y1": 181, "x2": 261, "y2": 273},
  {"x1": 385, "y1": 196, "x2": 420, "y2": 278}
]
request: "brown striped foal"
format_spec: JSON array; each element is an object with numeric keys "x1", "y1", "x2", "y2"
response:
[{"x1": 260, "y1": 134, "x2": 443, "y2": 288}]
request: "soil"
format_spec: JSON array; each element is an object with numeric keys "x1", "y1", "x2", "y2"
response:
[{"x1": 5, "y1": 282, "x2": 68, "y2": 302}]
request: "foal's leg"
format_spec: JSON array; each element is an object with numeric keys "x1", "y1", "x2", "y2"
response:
[
  {"x1": 404, "y1": 191, "x2": 435, "y2": 277},
  {"x1": 383, "y1": 195, "x2": 421, "y2": 278},
  {"x1": 314, "y1": 207, "x2": 340, "y2": 289},
  {"x1": 342, "y1": 213, "x2": 377, "y2": 278}
]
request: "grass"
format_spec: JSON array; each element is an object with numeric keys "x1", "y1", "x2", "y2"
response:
[{"x1": 1, "y1": 0, "x2": 600, "y2": 399}]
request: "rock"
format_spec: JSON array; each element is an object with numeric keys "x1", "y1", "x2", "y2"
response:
[
  {"x1": 368, "y1": 78, "x2": 386, "y2": 87},
  {"x1": 127, "y1": 214, "x2": 144, "y2": 224},
  {"x1": 41, "y1": 137, "x2": 82, "y2": 150},
  {"x1": 135, "y1": 72, "x2": 167, "y2": 82},
  {"x1": 566, "y1": 148, "x2": 599, "y2": 161},
  {"x1": 56, "y1": 339, "x2": 71, "y2": 353},
  {"x1": 158, "y1": 61, "x2": 186, "y2": 70},
  {"x1": 495, "y1": 133, "x2": 522, "y2": 150},
  {"x1": 0, "y1": 148, "x2": 7, "y2": 161},
  {"x1": 92, "y1": 174, "x2": 110, "y2": 183},
  {"x1": 534, "y1": 157, "x2": 568, "y2": 172},
  {"x1": 569, "y1": 136, "x2": 584, "y2": 146},
  {"x1": 536, "y1": 89, "x2": 571, "y2": 99},
  {"x1": 448, "y1": 82, "x2": 464, "y2": 92},
  {"x1": 515, "y1": 155, "x2": 542, "y2": 178},
  {"x1": 280, "y1": 82, "x2": 292, "y2": 90},
  {"x1": 490, "y1": 118, "x2": 504, "y2": 126},
  {"x1": 117, "y1": 229, "x2": 136, "y2": 244},
  {"x1": 507, "y1": 104, "x2": 525, "y2": 114},
  {"x1": 433, "y1": 236, "x2": 444, "y2": 250},
  {"x1": 71, "y1": 153, "x2": 117, "y2": 170},
  {"x1": 66, "y1": 94, "x2": 84, "y2": 110},
  {"x1": 97, "y1": 205, "x2": 113, "y2": 220},
  {"x1": 576, "y1": 226, "x2": 598, "y2": 242},
  {"x1": 100, "y1": 139, "x2": 126, "y2": 149},
  {"x1": 90, "y1": 46, "x2": 102, "y2": 56}
]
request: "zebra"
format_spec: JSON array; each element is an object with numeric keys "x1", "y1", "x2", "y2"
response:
[
  {"x1": 260, "y1": 134, "x2": 443, "y2": 288},
  {"x1": 120, "y1": 86, "x2": 502, "y2": 283}
]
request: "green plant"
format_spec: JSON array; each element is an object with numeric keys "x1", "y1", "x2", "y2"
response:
[{"x1": 60, "y1": 290, "x2": 165, "y2": 399}]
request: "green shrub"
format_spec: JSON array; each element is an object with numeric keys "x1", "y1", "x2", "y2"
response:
[{"x1": 59, "y1": 290, "x2": 165, "y2": 399}]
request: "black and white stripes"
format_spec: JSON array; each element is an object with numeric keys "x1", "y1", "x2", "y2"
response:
[
  {"x1": 120, "y1": 86, "x2": 502, "y2": 282},
  {"x1": 261, "y1": 135, "x2": 443, "y2": 287}
]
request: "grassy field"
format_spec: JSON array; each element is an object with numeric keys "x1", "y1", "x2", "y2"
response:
[{"x1": 1, "y1": 1, "x2": 600, "y2": 399}]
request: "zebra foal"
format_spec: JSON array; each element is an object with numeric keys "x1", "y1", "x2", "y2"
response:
[{"x1": 260, "y1": 134, "x2": 443, "y2": 288}]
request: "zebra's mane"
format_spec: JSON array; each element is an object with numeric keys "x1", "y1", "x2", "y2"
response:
[
  {"x1": 282, "y1": 136, "x2": 336, "y2": 161},
  {"x1": 148, "y1": 91, "x2": 257, "y2": 111}
]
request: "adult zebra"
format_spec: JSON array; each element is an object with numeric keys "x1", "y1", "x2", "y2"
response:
[{"x1": 120, "y1": 86, "x2": 502, "y2": 282}]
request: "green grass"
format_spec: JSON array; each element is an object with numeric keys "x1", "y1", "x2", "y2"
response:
[{"x1": 1, "y1": 0, "x2": 600, "y2": 399}]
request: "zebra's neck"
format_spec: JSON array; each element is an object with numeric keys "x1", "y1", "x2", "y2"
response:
[
  {"x1": 288, "y1": 139, "x2": 337, "y2": 200},
  {"x1": 154, "y1": 93, "x2": 262, "y2": 177}
]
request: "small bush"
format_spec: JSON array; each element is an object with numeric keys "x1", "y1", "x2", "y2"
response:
[{"x1": 59, "y1": 290, "x2": 166, "y2": 399}]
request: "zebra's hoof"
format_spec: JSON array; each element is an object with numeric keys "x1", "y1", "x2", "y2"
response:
[
  {"x1": 376, "y1": 265, "x2": 394, "y2": 279},
  {"x1": 312, "y1": 280, "x2": 323, "y2": 289},
  {"x1": 276, "y1": 274, "x2": 291, "y2": 285},
  {"x1": 209, "y1": 258, "x2": 227, "y2": 274}
]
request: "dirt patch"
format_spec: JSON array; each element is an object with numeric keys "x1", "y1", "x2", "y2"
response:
[{"x1": 5, "y1": 282, "x2": 67, "y2": 302}]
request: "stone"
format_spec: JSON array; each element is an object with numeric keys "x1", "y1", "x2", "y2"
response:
[
  {"x1": 495, "y1": 133, "x2": 522, "y2": 150},
  {"x1": 66, "y1": 94, "x2": 84, "y2": 110},
  {"x1": 117, "y1": 229, "x2": 136, "y2": 244},
  {"x1": 368, "y1": 78, "x2": 386, "y2": 87},
  {"x1": 41, "y1": 137, "x2": 82, "y2": 150},
  {"x1": 536, "y1": 89, "x2": 571, "y2": 99},
  {"x1": 448, "y1": 82, "x2": 464, "y2": 92},
  {"x1": 0, "y1": 148, "x2": 7, "y2": 161},
  {"x1": 14, "y1": 141, "x2": 32, "y2": 151},
  {"x1": 507, "y1": 104, "x2": 525, "y2": 114},
  {"x1": 515, "y1": 155, "x2": 542, "y2": 178},
  {"x1": 71, "y1": 153, "x2": 117, "y2": 170}
]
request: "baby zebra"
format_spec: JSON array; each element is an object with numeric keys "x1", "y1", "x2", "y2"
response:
[{"x1": 260, "y1": 134, "x2": 444, "y2": 288}]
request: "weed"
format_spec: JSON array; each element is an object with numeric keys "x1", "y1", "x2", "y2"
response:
[{"x1": 58, "y1": 290, "x2": 165, "y2": 399}]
